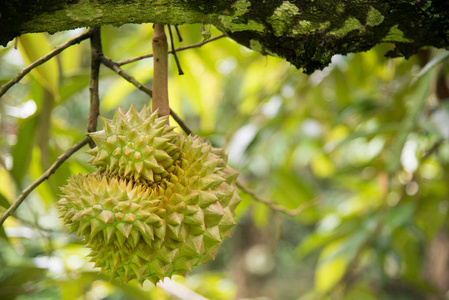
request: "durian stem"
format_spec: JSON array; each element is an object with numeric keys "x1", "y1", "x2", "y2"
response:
[{"x1": 152, "y1": 24, "x2": 170, "y2": 121}]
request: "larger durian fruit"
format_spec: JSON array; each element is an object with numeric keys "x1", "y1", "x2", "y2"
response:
[{"x1": 58, "y1": 105, "x2": 240, "y2": 285}]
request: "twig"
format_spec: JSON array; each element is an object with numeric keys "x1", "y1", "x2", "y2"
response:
[
  {"x1": 0, "y1": 30, "x2": 92, "y2": 98},
  {"x1": 174, "y1": 26, "x2": 183, "y2": 42},
  {"x1": 0, "y1": 137, "x2": 90, "y2": 227},
  {"x1": 169, "y1": 108, "x2": 193, "y2": 135},
  {"x1": 116, "y1": 34, "x2": 226, "y2": 66},
  {"x1": 422, "y1": 138, "x2": 444, "y2": 160},
  {"x1": 12, "y1": 214, "x2": 58, "y2": 233},
  {"x1": 99, "y1": 55, "x2": 153, "y2": 97},
  {"x1": 24, "y1": 201, "x2": 55, "y2": 256},
  {"x1": 236, "y1": 180, "x2": 320, "y2": 217},
  {"x1": 168, "y1": 25, "x2": 184, "y2": 75},
  {"x1": 152, "y1": 24, "x2": 170, "y2": 118},
  {"x1": 87, "y1": 27, "x2": 102, "y2": 147}
]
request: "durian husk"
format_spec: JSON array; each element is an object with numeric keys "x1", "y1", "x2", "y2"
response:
[{"x1": 58, "y1": 105, "x2": 240, "y2": 285}]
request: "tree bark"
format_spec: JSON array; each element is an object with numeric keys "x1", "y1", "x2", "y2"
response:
[{"x1": 1, "y1": 0, "x2": 448, "y2": 73}]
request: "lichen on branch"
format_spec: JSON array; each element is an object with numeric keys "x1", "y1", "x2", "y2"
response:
[{"x1": 1, "y1": 0, "x2": 448, "y2": 73}]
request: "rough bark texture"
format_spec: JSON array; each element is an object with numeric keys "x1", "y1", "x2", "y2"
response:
[{"x1": 1, "y1": 0, "x2": 448, "y2": 73}]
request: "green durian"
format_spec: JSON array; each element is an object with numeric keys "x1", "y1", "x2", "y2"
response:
[
  {"x1": 86, "y1": 106, "x2": 179, "y2": 183},
  {"x1": 58, "y1": 105, "x2": 240, "y2": 285}
]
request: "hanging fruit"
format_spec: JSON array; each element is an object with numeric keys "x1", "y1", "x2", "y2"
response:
[{"x1": 58, "y1": 105, "x2": 241, "y2": 284}]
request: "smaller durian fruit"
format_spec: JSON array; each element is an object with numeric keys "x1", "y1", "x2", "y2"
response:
[
  {"x1": 86, "y1": 104, "x2": 179, "y2": 183},
  {"x1": 58, "y1": 105, "x2": 241, "y2": 285}
]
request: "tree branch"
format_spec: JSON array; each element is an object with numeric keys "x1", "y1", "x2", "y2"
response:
[
  {"x1": 116, "y1": 34, "x2": 226, "y2": 66},
  {"x1": 0, "y1": 30, "x2": 92, "y2": 98},
  {"x1": 0, "y1": 136, "x2": 90, "y2": 227},
  {"x1": 236, "y1": 180, "x2": 320, "y2": 217},
  {"x1": 87, "y1": 27, "x2": 102, "y2": 147},
  {"x1": 169, "y1": 108, "x2": 192, "y2": 135},
  {"x1": 167, "y1": 25, "x2": 184, "y2": 76},
  {"x1": 99, "y1": 55, "x2": 153, "y2": 97},
  {"x1": 2, "y1": 1, "x2": 448, "y2": 73},
  {"x1": 174, "y1": 26, "x2": 183, "y2": 43},
  {"x1": 152, "y1": 24, "x2": 170, "y2": 118}
]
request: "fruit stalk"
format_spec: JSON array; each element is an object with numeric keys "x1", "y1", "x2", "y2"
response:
[{"x1": 152, "y1": 23, "x2": 170, "y2": 120}]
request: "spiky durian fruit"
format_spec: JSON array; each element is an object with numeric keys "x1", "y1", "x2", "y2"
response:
[
  {"x1": 86, "y1": 107, "x2": 179, "y2": 184},
  {"x1": 58, "y1": 105, "x2": 240, "y2": 285}
]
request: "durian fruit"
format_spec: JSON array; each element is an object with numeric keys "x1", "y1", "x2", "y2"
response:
[{"x1": 58, "y1": 105, "x2": 240, "y2": 285}]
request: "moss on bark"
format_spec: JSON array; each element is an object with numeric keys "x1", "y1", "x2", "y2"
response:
[{"x1": 1, "y1": 0, "x2": 448, "y2": 73}]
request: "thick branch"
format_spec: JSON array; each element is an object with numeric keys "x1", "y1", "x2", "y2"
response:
[
  {"x1": 0, "y1": 137, "x2": 90, "y2": 227},
  {"x1": 152, "y1": 24, "x2": 170, "y2": 118},
  {"x1": 1, "y1": 1, "x2": 448, "y2": 73}
]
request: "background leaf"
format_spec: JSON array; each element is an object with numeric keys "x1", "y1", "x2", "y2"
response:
[{"x1": 17, "y1": 33, "x2": 60, "y2": 99}]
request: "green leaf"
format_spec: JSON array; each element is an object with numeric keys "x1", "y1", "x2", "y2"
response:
[
  {"x1": 47, "y1": 146, "x2": 73, "y2": 197},
  {"x1": 383, "y1": 203, "x2": 414, "y2": 234},
  {"x1": 30, "y1": 147, "x2": 56, "y2": 207},
  {"x1": 315, "y1": 239, "x2": 348, "y2": 293},
  {"x1": 0, "y1": 266, "x2": 47, "y2": 299},
  {"x1": 0, "y1": 193, "x2": 9, "y2": 209},
  {"x1": 385, "y1": 70, "x2": 432, "y2": 172},
  {"x1": 272, "y1": 169, "x2": 316, "y2": 223},
  {"x1": 11, "y1": 115, "x2": 38, "y2": 184},
  {"x1": 296, "y1": 232, "x2": 335, "y2": 258},
  {"x1": 0, "y1": 226, "x2": 7, "y2": 241},
  {"x1": 310, "y1": 153, "x2": 335, "y2": 178},
  {"x1": 17, "y1": 33, "x2": 60, "y2": 100},
  {"x1": 101, "y1": 77, "x2": 138, "y2": 111},
  {"x1": 59, "y1": 71, "x2": 90, "y2": 102}
]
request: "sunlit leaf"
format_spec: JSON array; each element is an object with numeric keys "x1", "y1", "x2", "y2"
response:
[
  {"x1": 315, "y1": 240, "x2": 348, "y2": 293},
  {"x1": 296, "y1": 232, "x2": 335, "y2": 258},
  {"x1": 30, "y1": 147, "x2": 56, "y2": 208},
  {"x1": 11, "y1": 115, "x2": 38, "y2": 184},
  {"x1": 0, "y1": 169, "x2": 16, "y2": 202},
  {"x1": 252, "y1": 201, "x2": 270, "y2": 228},
  {"x1": 59, "y1": 43, "x2": 83, "y2": 73},
  {"x1": 311, "y1": 153, "x2": 335, "y2": 178},
  {"x1": 17, "y1": 33, "x2": 60, "y2": 99},
  {"x1": 59, "y1": 71, "x2": 90, "y2": 101}
]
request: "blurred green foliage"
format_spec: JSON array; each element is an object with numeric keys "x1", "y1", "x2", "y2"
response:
[{"x1": 1, "y1": 23, "x2": 449, "y2": 299}]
